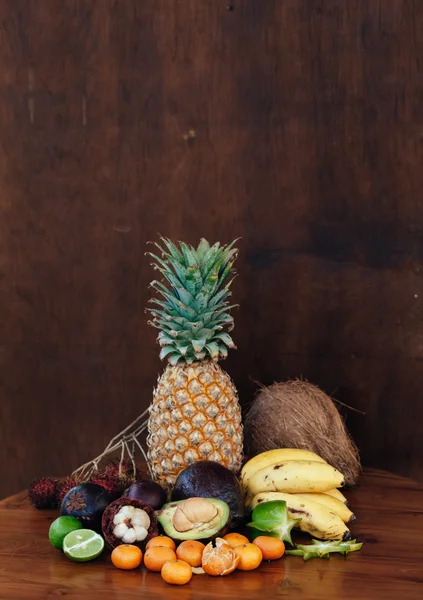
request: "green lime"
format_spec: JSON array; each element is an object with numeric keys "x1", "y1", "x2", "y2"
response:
[
  {"x1": 49, "y1": 516, "x2": 83, "y2": 549},
  {"x1": 63, "y1": 529, "x2": 104, "y2": 562}
]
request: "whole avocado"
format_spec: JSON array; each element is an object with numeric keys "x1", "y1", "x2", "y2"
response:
[{"x1": 171, "y1": 461, "x2": 244, "y2": 524}]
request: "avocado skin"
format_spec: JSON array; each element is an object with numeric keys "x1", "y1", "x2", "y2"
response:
[
  {"x1": 157, "y1": 498, "x2": 231, "y2": 541},
  {"x1": 171, "y1": 461, "x2": 245, "y2": 524}
]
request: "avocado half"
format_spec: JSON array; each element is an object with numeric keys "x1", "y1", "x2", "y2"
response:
[{"x1": 157, "y1": 498, "x2": 231, "y2": 541}]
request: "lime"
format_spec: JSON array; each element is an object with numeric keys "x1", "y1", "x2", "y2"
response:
[
  {"x1": 63, "y1": 529, "x2": 105, "y2": 562},
  {"x1": 49, "y1": 516, "x2": 83, "y2": 549}
]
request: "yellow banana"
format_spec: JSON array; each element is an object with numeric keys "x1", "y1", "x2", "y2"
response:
[
  {"x1": 247, "y1": 460, "x2": 345, "y2": 496},
  {"x1": 295, "y1": 493, "x2": 355, "y2": 523},
  {"x1": 323, "y1": 488, "x2": 349, "y2": 505},
  {"x1": 250, "y1": 491, "x2": 351, "y2": 541},
  {"x1": 241, "y1": 449, "x2": 327, "y2": 492}
]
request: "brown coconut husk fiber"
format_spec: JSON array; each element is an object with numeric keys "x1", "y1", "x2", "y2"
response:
[{"x1": 244, "y1": 380, "x2": 361, "y2": 486}]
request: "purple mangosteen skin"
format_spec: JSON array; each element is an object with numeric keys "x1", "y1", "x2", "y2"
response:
[
  {"x1": 60, "y1": 483, "x2": 115, "y2": 532},
  {"x1": 123, "y1": 480, "x2": 168, "y2": 510}
]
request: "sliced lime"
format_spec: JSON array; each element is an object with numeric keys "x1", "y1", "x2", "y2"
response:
[
  {"x1": 49, "y1": 516, "x2": 83, "y2": 549},
  {"x1": 63, "y1": 529, "x2": 104, "y2": 562}
]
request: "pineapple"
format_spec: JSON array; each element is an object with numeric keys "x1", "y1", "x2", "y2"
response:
[{"x1": 146, "y1": 238, "x2": 244, "y2": 489}]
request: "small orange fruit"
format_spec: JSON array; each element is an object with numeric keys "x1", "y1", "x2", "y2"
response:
[
  {"x1": 176, "y1": 540, "x2": 205, "y2": 567},
  {"x1": 111, "y1": 544, "x2": 143, "y2": 570},
  {"x1": 161, "y1": 559, "x2": 192, "y2": 585},
  {"x1": 144, "y1": 546, "x2": 177, "y2": 572},
  {"x1": 145, "y1": 536, "x2": 176, "y2": 551},
  {"x1": 223, "y1": 532, "x2": 249, "y2": 548},
  {"x1": 253, "y1": 536, "x2": 285, "y2": 560},
  {"x1": 234, "y1": 543, "x2": 263, "y2": 571},
  {"x1": 202, "y1": 538, "x2": 239, "y2": 576}
]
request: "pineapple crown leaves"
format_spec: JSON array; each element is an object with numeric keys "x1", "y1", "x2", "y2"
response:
[{"x1": 146, "y1": 237, "x2": 239, "y2": 365}]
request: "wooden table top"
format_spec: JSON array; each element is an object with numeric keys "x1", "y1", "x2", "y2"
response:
[{"x1": 0, "y1": 468, "x2": 422, "y2": 599}]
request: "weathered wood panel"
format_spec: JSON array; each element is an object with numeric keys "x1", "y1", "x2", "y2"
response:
[{"x1": 1, "y1": 0, "x2": 423, "y2": 497}]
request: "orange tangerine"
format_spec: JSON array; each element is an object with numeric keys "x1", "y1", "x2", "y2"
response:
[
  {"x1": 234, "y1": 543, "x2": 263, "y2": 571},
  {"x1": 176, "y1": 540, "x2": 205, "y2": 567},
  {"x1": 144, "y1": 546, "x2": 177, "y2": 572},
  {"x1": 145, "y1": 536, "x2": 176, "y2": 551},
  {"x1": 223, "y1": 532, "x2": 249, "y2": 548},
  {"x1": 161, "y1": 559, "x2": 192, "y2": 585},
  {"x1": 111, "y1": 544, "x2": 143, "y2": 570},
  {"x1": 253, "y1": 536, "x2": 285, "y2": 560}
]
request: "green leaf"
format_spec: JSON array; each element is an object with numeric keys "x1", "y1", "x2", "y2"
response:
[
  {"x1": 192, "y1": 338, "x2": 206, "y2": 353},
  {"x1": 179, "y1": 242, "x2": 198, "y2": 268},
  {"x1": 192, "y1": 292, "x2": 210, "y2": 313},
  {"x1": 168, "y1": 353, "x2": 182, "y2": 366},
  {"x1": 159, "y1": 346, "x2": 176, "y2": 360},
  {"x1": 157, "y1": 333, "x2": 175, "y2": 346},
  {"x1": 214, "y1": 332, "x2": 236, "y2": 348},
  {"x1": 173, "y1": 286, "x2": 194, "y2": 307},
  {"x1": 218, "y1": 344, "x2": 228, "y2": 359},
  {"x1": 205, "y1": 342, "x2": 220, "y2": 360},
  {"x1": 158, "y1": 238, "x2": 184, "y2": 264},
  {"x1": 196, "y1": 238, "x2": 210, "y2": 262}
]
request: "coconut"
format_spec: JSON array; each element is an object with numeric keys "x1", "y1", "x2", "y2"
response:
[{"x1": 244, "y1": 380, "x2": 361, "y2": 485}]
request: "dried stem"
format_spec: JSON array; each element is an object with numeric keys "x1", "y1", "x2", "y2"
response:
[{"x1": 72, "y1": 410, "x2": 151, "y2": 481}]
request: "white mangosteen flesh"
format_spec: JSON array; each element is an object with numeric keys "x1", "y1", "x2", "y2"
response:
[{"x1": 112, "y1": 506, "x2": 150, "y2": 542}]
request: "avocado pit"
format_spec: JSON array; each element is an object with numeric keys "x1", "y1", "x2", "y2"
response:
[
  {"x1": 158, "y1": 497, "x2": 231, "y2": 541},
  {"x1": 173, "y1": 498, "x2": 219, "y2": 533}
]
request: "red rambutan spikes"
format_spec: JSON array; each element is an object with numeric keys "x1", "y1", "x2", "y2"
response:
[{"x1": 28, "y1": 477, "x2": 58, "y2": 509}]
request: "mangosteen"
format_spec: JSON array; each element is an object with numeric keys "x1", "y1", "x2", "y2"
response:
[
  {"x1": 102, "y1": 497, "x2": 158, "y2": 549},
  {"x1": 157, "y1": 497, "x2": 231, "y2": 541},
  {"x1": 60, "y1": 483, "x2": 114, "y2": 532},
  {"x1": 123, "y1": 480, "x2": 167, "y2": 510},
  {"x1": 171, "y1": 461, "x2": 245, "y2": 524}
]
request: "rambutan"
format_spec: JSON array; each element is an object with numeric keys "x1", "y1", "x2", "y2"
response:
[
  {"x1": 86, "y1": 461, "x2": 138, "y2": 497},
  {"x1": 56, "y1": 476, "x2": 78, "y2": 506},
  {"x1": 104, "y1": 460, "x2": 139, "y2": 481},
  {"x1": 89, "y1": 471, "x2": 124, "y2": 497},
  {"x1": 28, "y1": 477, "x2": 58, "y2": 509}
]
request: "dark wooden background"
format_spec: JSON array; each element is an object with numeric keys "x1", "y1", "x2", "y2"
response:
[{"x1": 1, "y1": 0, "x2": 423, "y2": 499}]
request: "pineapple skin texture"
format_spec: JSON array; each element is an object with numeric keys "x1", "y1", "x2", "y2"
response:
[{"x1": 147, "y1": 361, "x2": 244, "y2": 489}]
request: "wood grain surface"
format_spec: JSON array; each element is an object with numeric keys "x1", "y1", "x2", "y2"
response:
[
  {"x1": 1, "y1": 0, "x2": 423, "y2": 498},
  {"x1": 0, "y1": 469, "x2": 422, "y2": 599}
]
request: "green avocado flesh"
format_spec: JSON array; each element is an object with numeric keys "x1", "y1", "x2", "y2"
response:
[{"x1": 157, "y1": 498, "x2": 231, "y2": 541}]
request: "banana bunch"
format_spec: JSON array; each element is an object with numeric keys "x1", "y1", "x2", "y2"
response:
[{"x1": 242, "y1": 449, "x2": 355, "y2": 541}]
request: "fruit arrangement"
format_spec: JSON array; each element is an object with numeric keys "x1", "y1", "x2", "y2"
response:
[
  {"x1": 28, "y1": 237, "x2": 364, "y2": 587},
  {"x1": 32, "y1": 449, "x2": 362, "y2": 585}
]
